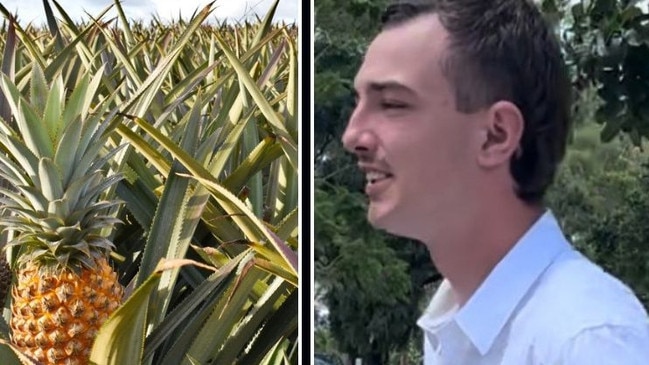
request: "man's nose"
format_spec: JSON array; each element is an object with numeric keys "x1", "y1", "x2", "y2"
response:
[{"x1": 342, "y1": 109, "x2": 376, "y2": 157}]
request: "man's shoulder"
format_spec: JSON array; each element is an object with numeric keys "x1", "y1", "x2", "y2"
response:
[{"x1": 510, "y1": 249, "x2": 648, "y2": 347}]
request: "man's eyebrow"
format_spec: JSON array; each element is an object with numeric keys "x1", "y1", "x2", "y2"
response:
[
  {"x1": 370, "y1": 81, "x2": 414, "y2": 93},
  {"x1": 354, "y1": 80, "x2": 416, "y2": 96}
]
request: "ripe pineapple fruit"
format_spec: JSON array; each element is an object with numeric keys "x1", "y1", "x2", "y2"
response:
[{"x1": 0, "y1": 66, "x2": 124, "y2": 364}]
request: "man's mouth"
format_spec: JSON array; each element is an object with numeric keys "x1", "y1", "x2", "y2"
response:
[{"x1": 366, "y1": 171, "x2": 393, "y2": 184}]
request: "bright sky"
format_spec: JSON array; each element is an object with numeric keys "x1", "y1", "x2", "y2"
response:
[{"x1": 2, "y1": 0, "x2": 298, "y2": 27}]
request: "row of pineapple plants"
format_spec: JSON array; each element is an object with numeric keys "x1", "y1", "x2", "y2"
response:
[{"x1": 0, "y1": 0, "x2": 298, "y2": 364}]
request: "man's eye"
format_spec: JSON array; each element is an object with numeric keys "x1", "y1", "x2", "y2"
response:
[{"x1": 380, "y1": 101, "x2": 408, "y2": 109}]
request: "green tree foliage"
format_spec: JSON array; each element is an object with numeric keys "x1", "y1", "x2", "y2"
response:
[
  {"x1": 546, "y1": 87, "x2": 649, "y2": 308},
  {"x1": 545, "y1": 0, "x2": 649, "y2": 143},
  {"x1": 548, "y1": 129, "x2": 649, "y2": 308},
  {"x1": 315, "y1": 183, "x2": 436, "y2": 364}
]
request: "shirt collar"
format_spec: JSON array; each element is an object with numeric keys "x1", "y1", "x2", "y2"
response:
[{"x1": 419, "y1": 210, "x2": 573, "y2": 355}]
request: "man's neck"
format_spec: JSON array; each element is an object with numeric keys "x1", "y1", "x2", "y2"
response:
[{"x1": 426, "y1": 199, "x2": 544, "y2": 307}]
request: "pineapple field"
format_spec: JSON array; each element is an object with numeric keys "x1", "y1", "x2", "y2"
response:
[{"x1": 0, "y1": 0, "x2": 299, "y2": 364}]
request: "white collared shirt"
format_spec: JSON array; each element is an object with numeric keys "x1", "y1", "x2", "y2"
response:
[{"x1": 417, "y1": 211, "x2": 649, "y2": 364}]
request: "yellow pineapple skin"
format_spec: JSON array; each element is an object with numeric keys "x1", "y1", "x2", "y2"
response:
[{"x1": 10, "y1": 257, "x2": 123, "y2": 365}]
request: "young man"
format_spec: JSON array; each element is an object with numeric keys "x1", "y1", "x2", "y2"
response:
[{"x1": 341, "y1": 0, "x2": 649, "y2": 363}]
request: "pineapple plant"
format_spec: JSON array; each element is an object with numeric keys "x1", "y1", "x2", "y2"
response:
[
  {"x1": 0, "y1": 65, "x2": 124, "y2": 364},
  {"x1": 0, "y1": 0, "x2": 299, "y2": 362}
]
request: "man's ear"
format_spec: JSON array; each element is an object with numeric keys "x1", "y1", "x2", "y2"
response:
[{"x1": 476, "y1": 101, "x2": 524, "y2": 169}]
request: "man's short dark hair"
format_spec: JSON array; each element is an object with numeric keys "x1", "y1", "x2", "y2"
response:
[{"x1": 381, "y1": 0, "x2": 572, "y2": 204}]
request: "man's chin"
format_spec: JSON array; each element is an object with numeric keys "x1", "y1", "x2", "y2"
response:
[
  {"x1": 367, "y1": 206, "x2": 422, "y2": 240},
  {"x1": 367, "y1": 206, "x2": 396, "y2": 231}
]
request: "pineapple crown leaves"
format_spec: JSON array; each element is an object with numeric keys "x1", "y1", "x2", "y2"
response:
[
  {"x1": 15, "y1": 235, "x2": 114, "y2": 275},
  {"x1": 0, "y1": 65, "x2": 125, "y2": 272},
  {"x1": 0, "y1": 64, "x2": 111, "y2": 161}
]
